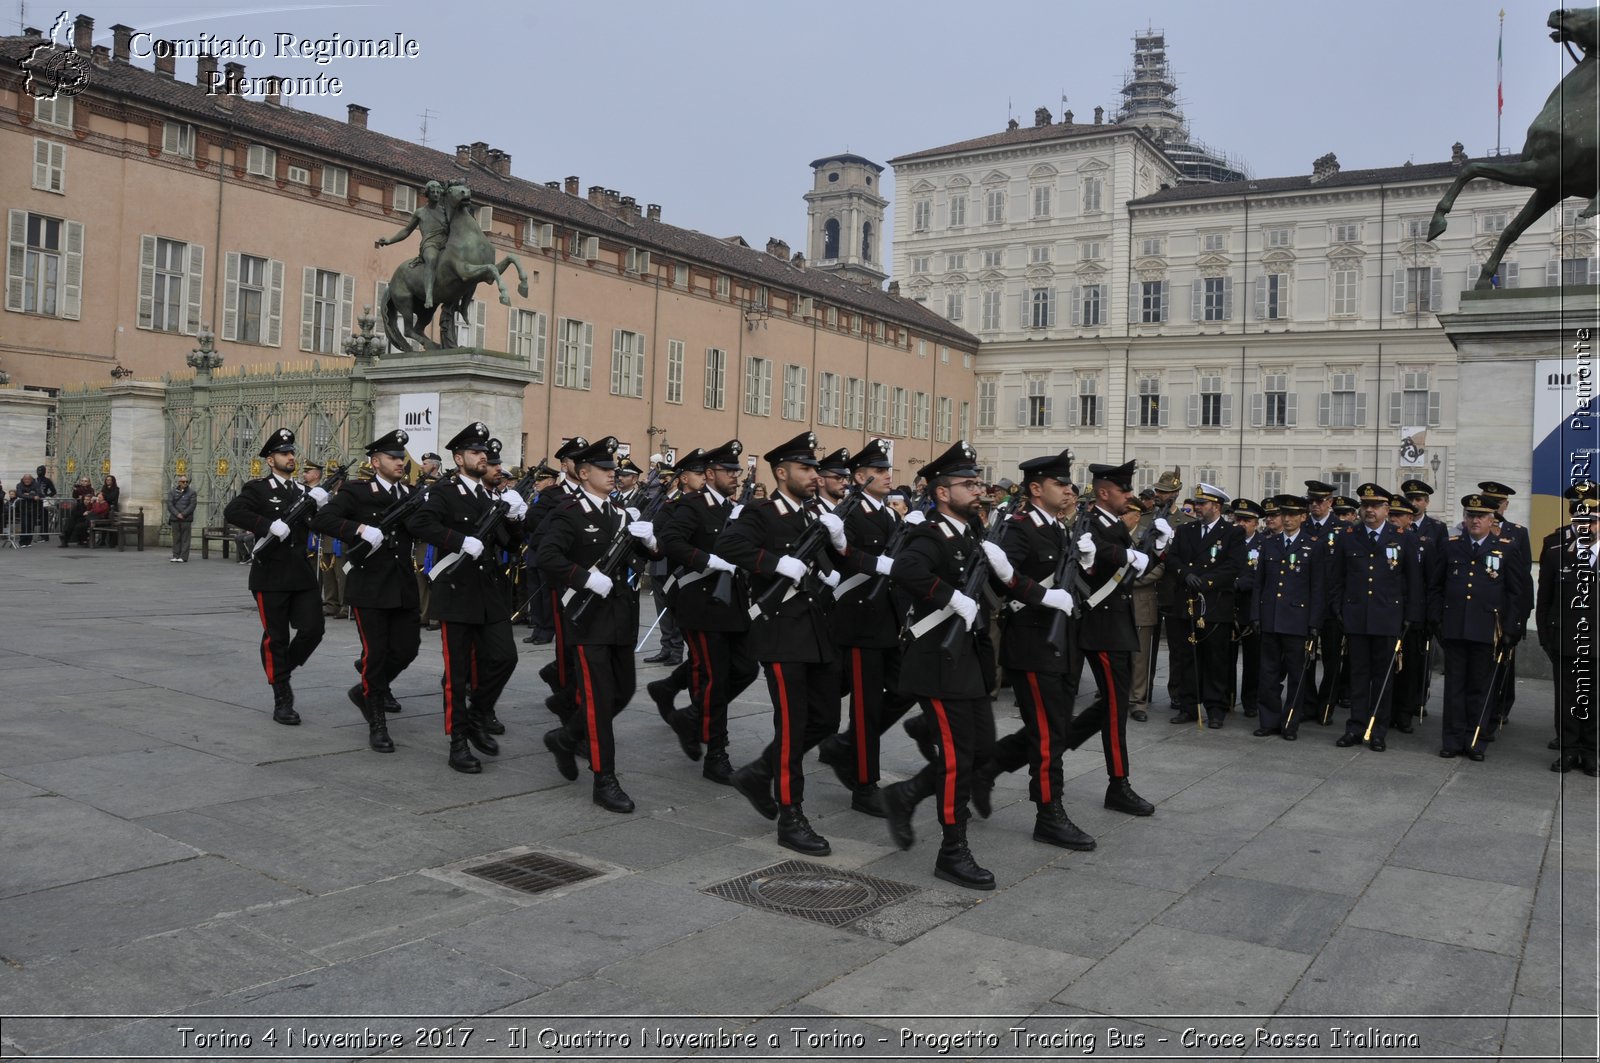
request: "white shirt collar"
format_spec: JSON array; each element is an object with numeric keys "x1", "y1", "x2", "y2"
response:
[
  {"x1": 374, "y1": 473, "x2": 398, "y2": 492},
  {"x1": 1030, "y1": 501, "x2": 1059, "y2": 526},
  {"x1": 861, "y1": 492, "x2": 885, "y2": 512},
  {"x1": 582, "y1": 487, "x2": 612, "y2": 509},
  {"x1": 704, "y1": 484, "x2": 726, "y2": 506}
]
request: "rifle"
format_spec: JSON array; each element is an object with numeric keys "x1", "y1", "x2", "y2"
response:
[
  {"x1": 710, "y1": 457, "x2": 760, "y2": 606},
  {"x1": 1042, "y1": 500, "x2": 1099, "y2": 650},
  {"x1": 904, "y1": 495, "x2": 1022, "y2": 657},
  {"x1": 562, "y1": 473, "x2": 672, "y2": 627},
  {"x1": 341, "y1": 482, "x2": 430, "y2": 573},
  {"x1": 248, "y1": 461, "x2": 350, "y2": 563},
  {"x1": 428, "y1": 468, "x2": 539, "y2": 582},
  {"x1": 748, "y1": 479, "x2": 872, "y2": 619}
]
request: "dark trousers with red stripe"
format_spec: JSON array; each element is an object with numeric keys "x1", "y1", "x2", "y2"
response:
[
  {"x1": 759, "y1": 659, "x2": 842, "y2": 806},
  {"x1": 1063, "y1": 649, "x2": 1133, "y2": 779},
  {"x1": 254, "y1": 589, "x2": 325, "y2": 685},
  {"x1": 835, "y1": 646, "x2": 918, "y2": 786},
  {"x1": 680, "y1": 629, "x2": 758, "y2": 753},
  {"x1": 352, "y1": 605, "x2": 421, "y2": 701},
  {"x1": 993, "y1": 669, "x2": 1074, "y2": 804},
  {"x1": 560, "y1": 643, "x2": 635, "y2": 775},
  {"x1": 906, "y1": 696, "x2": 987, "y2": 827},
  {"x1": 538, "y1": 588, "x2": 578, "y2": 721},
  {"x1": 440, "y1": 620, "x2": 516, "y2": 734}
]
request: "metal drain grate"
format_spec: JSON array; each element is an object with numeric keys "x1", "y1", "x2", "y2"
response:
[
  {"x1": 703, "y1": 860, "x2": 916, "y2": 928},
  {"x1": 461, "y1": 852, "x2": 603, "y2": 895}
]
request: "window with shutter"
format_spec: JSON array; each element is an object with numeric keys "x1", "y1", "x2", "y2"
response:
[
  {"x1": 141, "y1": 236, "x2": 188, "y2": 333},
  {"x1": 704, "y1": 348, "x2": 726, "y2": 409},
  {"x1": 665, "y1": 339, "x2": 684, "y2": 404},
  {"x1": 32, "y1": 139, "x2": 66, "y2": 193},
  {"x1": 224, "y1": 253, "x2": 270, "y2": 343},
  {"x1": 392, "y1": 183, "x2": 415, "y2": 212},
  {"x1": 34, "y1": 95, "x2": 72, "y2": 129},
  {"x1": 1082, "y1": 176, "x2": 1102, "y2": 213},
  {"x1": 321, "y1": 166, "x2": 349, "y2": 197},
  {"x1": 247, "y1": 144, "x2": 276, "y2": 178},
  {"x1": 510, "y1": 309, "x2": 546, "y2": 379},
  {"x1": 184, "y1": 244, "x2": 206, "y2": 335},
  {"x1": 1331, "y1": 268, "x2": 1359, "y2": 316},
  {"x1": 162, "y1": 122, "x2": 195, "y2": 159},
  {"x1": 948, "y1": 195, "x2": 967, "y2": 228},
  {"x1": 8, "y1": 211, "x2": 81, "y2": 319},
  {"x1": 745, "y1": 357, "x2": 772, "y2": 417}
]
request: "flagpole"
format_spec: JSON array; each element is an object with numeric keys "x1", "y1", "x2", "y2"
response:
[{"x1": 1496, "y1": 8, "x2": 1505, "y2": 155}]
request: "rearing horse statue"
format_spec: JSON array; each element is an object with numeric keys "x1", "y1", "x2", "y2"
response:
[
  {"x1": 382, "y1": 182, "x2": 531, "y2": 351},
  {"x1": 1428, "y1": 7, "x2": 1597, "y2": 290}
]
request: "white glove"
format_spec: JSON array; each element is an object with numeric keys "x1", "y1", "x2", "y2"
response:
[
  {"x1": 729, "y1": 503, "x2": 745, "y2": 521},
  {"x1": 624, "y1": 506, "x2": 640, "y2": 521},
  {"x1": 1153, "y1": 517, "x2": 1174, "y2": 552},
  {"x1": 307, "y1": 486, "x2": 329, "y2": 507},
  {"x1": 1076, "y1": 532, "x2": 1098, "y2": 570},
  {"x1": 820, "y1": 569, "x2": 840, "y2": 589},
  {"x1": 874, "y1": 554, "x2": 895, "y2": 577},
  {"x1": 584, "y1": 569, "x2": 614, "y2": 597},
  {"x1": 268, "y1": 519, "x2": 291, "y2": 541},
  {"x1": 460, "y1": 535, "x2": 485, "y2": 559},
  {"x1": 1041, "y1": 588, "x2": 1075, "y2": 614},
  {"x1": 358, "y1": 525, "x2": 385, "y2": 550},
  {"x1": 1127, "y1": 549, "x2": 1150, "y2": 577},
  {"x1": 705, "y1": 553, "x2": 737, "y2": 574},
  {"x1": 775, "y1": 555, "x2": 808, "y2": 583},
  {"x1": 904, "y1": 510, "x2": 926, "y2": 525},
  {"x1": 501, "y1": 488, "x2": 528, "y2": 520},
  {"x1": 949, "y1": 590, "x2": 979, "y2": 630},
  {"x1": 628, "y1": 520, "x2": 656, "y2": 550},
  {"x1": 818, "y1": 511, "x2": 846, "y2": 551},
  {"x1": 981, "y1": 541, "x2": 1014, "y2": 583}
]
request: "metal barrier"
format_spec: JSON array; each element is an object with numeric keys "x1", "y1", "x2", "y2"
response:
[{"x1": 0, "y1": 497, "x2": 66, "y2": 548}]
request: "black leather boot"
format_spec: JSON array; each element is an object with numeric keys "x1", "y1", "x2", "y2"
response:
[
  {"x1": 464, "y1": 712, "x2": 499, "y2": 757},
  {"x1": 271, "y1": 681, "x2": 300, "y2": 725},
  {"x1": 882, "y1": 771, "x2": 934, "y2": 850},
  {"x1": 817, "y1": 734, "x2": 856, "y2": 792},
  {"x1": 903, "y1": 714, "x2": 937, "y2": 761},
  {"x1": 1033, "y1": 800, "x2": 1095, "y2": 850},
  {"x1": 381, "y1": 691, "x2": 402, "y2": 714},
  {"x1": 482, "y1": 710, "x2": 506, "y2": 736},
  {"x1": 539, "y1": 660, "x2": 562, "y2": 696},
  {"x1": 777, "y1": 804, "x2": 830, "y2": 855},
  {"x1": 701, "y1": 747, "x2": 733, "y2": 786},
  {"x1": 1104, "y1": 778, "x2": 1155, "y2": 816},
  {"x1": 543, "y1": 727, "x2": 578, "y2": 781},
  {"x1": 346, "y1": 683, "x2": 372, "y2": 722},
  {"x1": 366, "y1": 698, "x2": 395, "y2": 754},
  {"x1": 731, "y1": 758, "x2": 778, "y2": 820},
  {"x1": 648, "y1": 677, "x2": 678, "y2": 722},
  {"x1": 593, "y1": 772, "x2": 635, "y2": 813},
  {"x1": 935, "y1": 822, "x2": 995, "y2": 891},
  {"x1": 970, "y1": 758, "x2": 997, "y2": 819},
  {"x1": 448, "y1": 733, "x2": 481, "y2": 774},
  {"x1": 851, "y1": 783, "x2": 886, "y2": 818},
  {"x1": 664, "y1": 709, "x2": 703, "y2": 763}
]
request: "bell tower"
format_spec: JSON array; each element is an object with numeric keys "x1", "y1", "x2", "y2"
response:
[{"x1": 805, "y1": 153, "x2": 888, "y2": 288}]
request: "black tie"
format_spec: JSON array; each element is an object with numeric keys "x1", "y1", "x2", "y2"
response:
[
  {"x1": 475, "y1": 485, "x2": 488, "y2": 502},
  {"x1": 1370, "y1": 529, "x2": 1379, "y2": 544}
]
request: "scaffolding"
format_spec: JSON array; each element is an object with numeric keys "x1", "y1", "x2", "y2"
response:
[{"x1": 1117, "y1": 29, "x2": 1250, "y2": 185}]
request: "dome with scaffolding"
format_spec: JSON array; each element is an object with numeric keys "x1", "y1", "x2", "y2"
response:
[{"x1": 1118, "y1": 29, "x2": 1249, "y2": 185}]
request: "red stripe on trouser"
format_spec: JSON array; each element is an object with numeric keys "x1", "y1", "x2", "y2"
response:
[
  {"x1": 551, "y1": 591, "x2": 567, "y2": 684},
  {"x1": 578, "y1": 645, "x2": 601, "y2": 770},
  {"x1": 1099, "y1": 652, "x2": 1125, "y2": 777},
  {"x1": 773, "y1": 663, "x2": 793, "y2": 805},
  {"x1": 353, "y1": 606, "x2": 372, "y2": 698},
  {"x1": 440, "y1": 622, "x2": 454, "y2": 733},
  {"x1": 698, "y1": 632, "x2": 715, "y2": 743},
  {"x1": 687, "y1": 634, "x2": 703, "y2": 734},
  {"x1": 255, "y1": 592, "x2": 276, "y2": 684},
  {"x1": 928, "y1": 699, "x2": 958, "y2": 824},
  {"x1": 1026, "y1": 671, "x2": 1051, "y2": 803},
  {"x1": 851, "y1": 648, "x2": 868, "y2": 784}
]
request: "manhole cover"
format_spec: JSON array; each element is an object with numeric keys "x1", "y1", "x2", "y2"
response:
[
  {"x1": 61, "y1": 580, "x2": 95, "y2": 585},
  {"x1": 704, "y1": 860, "x2": 916, "y2": 928},
  {"x1": 461, "y1": 851, "x2": 603, "y2": 896}
]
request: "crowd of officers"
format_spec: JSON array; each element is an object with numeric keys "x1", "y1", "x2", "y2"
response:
[{"x1": 225, "y1": 425, "x2": 1597, "y2": 892}]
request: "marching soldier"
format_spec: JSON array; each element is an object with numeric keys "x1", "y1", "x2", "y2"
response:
[
  {"x1": 1476, "y1": 481, "x2": 1534, "y2": 737},
  {"x1": 1438, "y1": 493, "x2": 1527, "y2": 760},
  {"x1": 537, "y1": 436, "x2": 657, "y2": 812},
  {"x1": 717, "y1": 431, "x2": 859, "y2": 856},
  {"x1": 1230, "y1": 498, "x2": 1265, "y2": 720},
  {"x1": 819, "y1": 439, "x2": 920, "y2": 816},
  {"x1": 225, "y1": 428, "x2": 330, "y2": 724},
  {"x1": 613, "y1": 455, "x2": 644, "y2": 510},
  {"x1": 535, "y1": 436, "x2": 590, "y2": 720},
  {"x1": 415, "y1": 452, "x2": 443, "y2": 630},
  {"x1": 1252, "y1": 494, "x2": 1325, "y2": 738},
  {"x1": 1538, "y1": 494, "x2": 1599, "y2": 774},
  {"x1": 309, "y1": 429, "x2": 421, "y2": 753},
  {"x1": 520, "y1": 461, "x2": 560, "y2": 646},
  {"x1": 643, "y1": 458, "x2": 691, "y2": 667},
  {"x1": 1166, "y1": 484, "x2": 1246, "y2": 728},
  {"x1": 651, "y1": 441, "x2": 758, "y2": 785},
  {"x1": 406, "y1": 422, "x2": 527, "y2": 773},
  {"x1": 1330, "y1": 485, "x2": 1425, "y2": 752},
  {"x1": 1061, "y1": 460, "x2": 1163, "y2": 817},
  {"x1": 975, "y1": 448, "x2": 1096, "y2": 851}
]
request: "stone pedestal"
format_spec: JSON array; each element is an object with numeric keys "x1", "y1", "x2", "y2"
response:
[
  {"x1": 0, "y1": 387, "x2": 56, "y2": 485},
  {"x1": 1438, "y1": 283, "x2": 1600, "y2": 681},
  {"x1": 105, "y1": 380, "x2": 168, "y2": 524},
  {"x1": 364, "y1": 348, "x2": 539, "y2": 468}
]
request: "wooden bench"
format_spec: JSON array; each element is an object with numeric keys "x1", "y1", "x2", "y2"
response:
[
  {"x1": 89, "y1": 507, "x2": 145, "y2": 551},
  {"x1": 200, "y1": 525, "x2": 234, "y2": 560}
]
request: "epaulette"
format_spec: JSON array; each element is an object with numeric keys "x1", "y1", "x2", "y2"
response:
[
  {"x1": 937, "y1": 520, "x2": 956, "y2": 539},
  {"x1": 1497, "y1": 536, "x2": 1513, "y2": 544},
  {"x1": 1025, "y1": 510, "x2": 1045, "y2": 527},
  {"x1": 1449, "y1": 534, "x2": 1461, "y2": 541}
]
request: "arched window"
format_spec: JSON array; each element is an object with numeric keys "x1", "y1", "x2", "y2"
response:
[
  {"x1": 861, "y1": 222, "x2": 874, "y2": 263},
  {"x1": 823, "y1": 219, "x2": 840, "y2": 260}
]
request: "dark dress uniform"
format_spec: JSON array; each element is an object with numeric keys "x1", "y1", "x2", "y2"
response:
[
  {"x1": 1387, "y1": 515, "x2": 1436, "y2": 733},
  {"x1": 535, "y1": 473, "x2": 585, "y2": 719},
  {"x1": 308, "y1": 431, "x2": 421, "y2": 752},
  {"x1": 405, "y1": 424, "x2": 520, "y2": 773},
  {"x1": 1438, "y1": 497, "x2": 1528, "y2": 757},
  {"x1": 1230, "y1": 504, "x2": 1265, "y2": 718},
  {"x1": 1538, "y1": 505, "x2": 1599, "y2": 772},
  {"x1": 1060, "y1": 461, "x2": 1156, "y2": 817},
  {"x1": 1479, "y1": 481, "x2": 1533, "y2": 730},
  {"x1": 1166, "y1": 498, "x2": 1247, "y2": 726},
  {"x1": 1329, "y1": 488, "x2": 1426, "y2": 749},
  {"x1": 1305, "y1": 484, "x2": 1348, "y2": 716},
  {"x1": 223, "y1": 428, "x2": 326, "y2": 724},
  {"x1": 536, "y1": 438, "x2": 649, "y2": 812},
  {"x1": 1252, "y1": 507, "x2": 1327, "y2": 737}
]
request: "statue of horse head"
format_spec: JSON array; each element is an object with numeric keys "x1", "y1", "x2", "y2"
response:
[{"x1": 1550, "y1": 7, "x2": 1598, "y2": 57}]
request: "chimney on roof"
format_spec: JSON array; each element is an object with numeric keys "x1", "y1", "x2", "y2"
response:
[
  {"x1": 545, "y1": 180, "x2": 560, "y2": 190},
  {"x1": 196, "y1": 53, "x2": 218, "y2": 90},
  {"x1": 588, "y1": 185, "x2": 605, "y2": 206},
  {"x1": 603, "y1": 189, "x2": 622, "y2": 216},
  {"x1": 766, "y1": 237, "x2": 789, "y2": 260},
  {"x1": 455, "y1": 144, "x2": 471, "y2": 166},
  {"x1": 887, "y1": 280, "x2": 901, "y2": 296},
  {"x1": 1007, "y1": 118, "x2": 1019, "y2": 131},
  {"x1": 223, "y1": 61, "x2": 245, "y2": 94},
  {"x1": 346, "y1": 103, "x2": 369, "y2": 128},
  {"x1": 1309, "y1": 152, "x2": 1341, "y2": 183},
  {"x1": 646, "y1": 203, "x2": 661, "y2": 222},
  {"x1": 1034, "y1": 106, "x2": 1052, "y2": 127},
  {"x1": 620, "y1": 195, "x2": 638, "y2": 216},
  {"x1": 73, "y1": 14, "x2": 93, "y2": 54},
  {"x1": 111, "y1": 24, "x2": 133, "y2": 62},
  {"x1": 1063, "y1": 109, "x2": 1074, "y2": 125},
  {"x1": 263, "y1": 75, "x2": 281, "y2": 106},
  {"x1": 488, "y1": 149, "x2": 511, "y2": 177},
  {"x1": 564, "y1": 175, "x2": 579, "y2": 195},
  {"x1": 791, "y1": 251, "x2": 805, "y2": 269},
  {"x1": 470, "y1": 141, "x2": 489, "y2": 165},
  {"x1": 153, "y1": 44, "x2": 175, "y2": 77},
  {"x1": 92, "y1": 45, "x2": 110, "y2": 68},
  {"x1": 1093, "y1": 106, "x2": 1104, "y2": 125},
  {"x1": 23, "y1": 26, "x2": 41, "y2": 37},
  {"x1": 1451, "y1": 141, "x2": 1468, "y2": 165}
]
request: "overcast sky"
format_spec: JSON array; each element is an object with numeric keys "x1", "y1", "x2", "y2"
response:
[{"x1": 49, "y1": 0, "x2": 1570, "y2": 262}]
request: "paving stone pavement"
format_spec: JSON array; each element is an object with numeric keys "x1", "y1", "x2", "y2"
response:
[{"x1": 0, "y1": 548, "x2": 1595, "y2": 1061}]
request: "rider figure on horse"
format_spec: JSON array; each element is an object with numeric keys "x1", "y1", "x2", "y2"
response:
[{"x1": 375, "y1": 180, "x2": 448, "y2": 309}]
